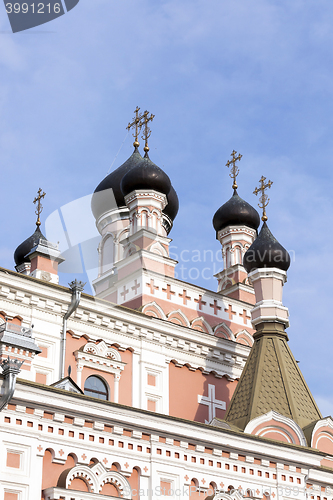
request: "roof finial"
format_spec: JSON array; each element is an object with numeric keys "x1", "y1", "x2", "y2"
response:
[
  {"x1": 126, "y1": 106, "x2": 144, "y2": 150},
  {"x1": 141, "y1": 110, "x2": 155, "y2": 156},
  {"x1": 253, "y1": 175, "x2": 273, "y2": 222},
  {"x1": 33, "y1": 188, "x2": 46, "y2": 228},
  {"x1": 226, "y1": 150, "x2": 242, "y2": 190}
]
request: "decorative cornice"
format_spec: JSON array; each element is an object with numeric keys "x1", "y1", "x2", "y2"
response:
[{"x1": 244, "y1": 410, "x2": 307, "y2": 446}]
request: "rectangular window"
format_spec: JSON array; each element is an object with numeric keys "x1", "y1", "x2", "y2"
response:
[
  {"x1": 6, "y1": 452, "x2": 20, "y2": 468},
  {"x1": 36, "y1": 372, "x2": 47, "y2": 384},
  {"x1": 39, "y1": 346, "x2": 48, "y2": 358},
  {"x1": 147, "y1": 399, "x2": 156, "y2": 412},
  {"x1": 160, "y1": 481, "x2": 172, "y2": 496},
  {"x1": 5, "y1": 493, "x2": 18, "y2": 500},
  {"x1": 147, "y1": 373, "x2": 156, "y2": 386}
]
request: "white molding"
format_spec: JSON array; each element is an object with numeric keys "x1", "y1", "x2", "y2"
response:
[
  {"x1": 142, "y1": 301, "x2": 167, "y2": 320},
  {"x1": 311, "y1": 416, "x2": 333, "y2": 448},
  {"x1": 167, "y1": 309, "x2": 191, "y2": 328},
  {"x1": 244, "y1": 411, "x2": 307, "y2": 446},
  {"x1": 248, "y1": 267, "x2": 287, "y2": 285},
  {"x1": 190, "y1": 316, "x2": 213, "y2": 335},
  {"x1": 235, "y1": 329, "x2": 254, "y2": 346},
  {"x1": 0, "y1": 269, "x2": 250, "y2": 383},
  {"x1": 7, "y1": 380, "x2": 325, "y2": 470},
  {"x1": 213, "y1": 322, "x2": 235, "y2": 341}
]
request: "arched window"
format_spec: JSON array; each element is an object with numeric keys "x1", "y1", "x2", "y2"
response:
[
  {"x1": 102, "y1": 236, "x2": 114, "y2": 274},
  {"x1": 84, "y1": 375, "x2": 109, "y2": 400}
]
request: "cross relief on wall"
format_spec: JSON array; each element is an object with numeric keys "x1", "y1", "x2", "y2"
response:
[{"x1": 197, "y1": 384, "x2": 226, "y2": 424}]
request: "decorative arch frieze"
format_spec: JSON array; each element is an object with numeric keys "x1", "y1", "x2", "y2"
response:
[
  {"x1": 167, "y1": 309, "x2": 190, "y2": 327},
  {"x1": 244, "y1": 410, "x2": 307, "y2": 446},
  {"x1": 213, "y1": 490, "x2": 246, "y2": 500},
  {"x1": 311, "y1": 417, "x2": 333, "y2": 453},
  {"x1": 213, "y1": 322, "x2": 235, "y2": 341},
  {"x1": 149, "y1": 241, "x2": 168, "y2": 257},
  {"x1": 83, "y1": 341, "x2": 122, "y2": 361},
  {"x1": 142, "y1": 301, "x2": 167, "y2": 320},
  {"x1": 191, "y1": 317, "x2": 213, "y2": 334},
  {"x1": 54, "y1": 461, "x2": 131, "y2": 498},
  {"x1": 235, "y1": 329, "x2": 253, "y2": 346}
]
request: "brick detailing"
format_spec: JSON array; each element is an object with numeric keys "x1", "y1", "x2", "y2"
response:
[
  {"x1": 225, "y1": 304, "x2": 236, "y2": 320},
  {"x1": 162, "y1": 284, "x2": 175, "y2": 300},
  {"x1": 3, "y1": 406, "x2": 301, "y2": 482},
  {"x1": 146, "y1": 279, "x2": 159, "y2": 294},
  {"x1": 194, "y1": 295, "x2": 206, "y2": 310}
]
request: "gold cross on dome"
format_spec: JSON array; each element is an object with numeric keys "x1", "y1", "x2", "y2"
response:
[
  {"x1": 253, "y1": 175, "x2": 273, "y2": 222},
  {"x1": 33, "y1": 188, "x2": 46, "y2": 228},
  {"x1": 126, "y1": 106, "x2": 145, "y2": 149},
  {"x1": 141, "y1": 110, "x2": 155, "y2": 154},
  {"x1": 226, "y1": 150, "x2": 242, "y2": 189}
]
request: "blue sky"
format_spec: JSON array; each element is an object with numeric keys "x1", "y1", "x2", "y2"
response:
[{"x1": 1, "y1": 0, "x2": 333, "y2": 414}]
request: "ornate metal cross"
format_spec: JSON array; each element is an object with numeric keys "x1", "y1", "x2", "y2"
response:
[
  {"x1": 126, "y1": 106, "x2": 145, "y2": 149},
  {"x1": 226, "y1": 150, "x2": 242, "y2": 189},
  {"x1": 253, "y1": 175, "x2": 273, "y2": 222},
  {"x1": 33, "y1": 188, "x2": 46, "y2": 228},
  {"x1": 141, "y1": 110, "x2": 155, "y2": 154}
]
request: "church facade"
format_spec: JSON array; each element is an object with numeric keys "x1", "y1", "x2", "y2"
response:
[{"x1": 0, "y1": 111, "x2": 333, "y2": 500}]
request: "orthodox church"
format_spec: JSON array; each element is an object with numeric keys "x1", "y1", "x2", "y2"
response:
[{"x1": 0, "y1": 109, "x2": 332, "y2": 500}]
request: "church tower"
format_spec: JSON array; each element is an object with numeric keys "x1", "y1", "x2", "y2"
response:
[
  {"x1": 224, "y1": 176, "x2": 322, "y2": 436},
  {"x1": 14, "y1": 189, "x2": 63, "y2": 284},
  {"x1": 91, "y1": 109, "x2": 179, "y2": 307},
  {"x1": 213, "y1": 151, "x2": 260, "y2": 304}
]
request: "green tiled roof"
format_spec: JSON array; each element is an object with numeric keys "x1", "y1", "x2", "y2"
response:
[{"x1": 225, "y1": 323, "x2": 321, "y2": 431}]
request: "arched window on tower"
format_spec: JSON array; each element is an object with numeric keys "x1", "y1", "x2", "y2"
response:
[
  {"x1": 84, "y1": 375, "x2": 109, "y2": 400},
  {"x1": 101, "y1": 236, "x2": 114, "y2": 274},
  {"x1": 234, "y1": 245, "x2": 242, "y2": 265}
]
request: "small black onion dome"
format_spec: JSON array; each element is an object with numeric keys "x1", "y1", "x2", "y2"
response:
[
  {"x1": 163, "y1": 185, "x2": 179, "y2": 221},
  {"x1": 91, "y1": 148, "x2": 143, "y2": 220},
  {"x1": 120, "y1": 155, "x2": 171, "y2": 197},
  {"x1": 212, "y1": 189, "x2": 260, "y2": 233},
  {"x1": 14, "y1": 227, "x2": 46, "y2": 266},
  {"x1": 243, "y1": 222, "x2": 291, "y2": 273}
]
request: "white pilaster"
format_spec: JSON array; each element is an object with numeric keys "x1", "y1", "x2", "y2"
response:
[
  {"x1": 114, "y1": 373, "x2": 120, "y2": 403},
  {"x1": 132, "y1": 351, "x2": 141, "y2": 408}
]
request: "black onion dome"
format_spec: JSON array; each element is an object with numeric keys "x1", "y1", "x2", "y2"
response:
[
  {"x1": 14, "y1": 227, "x2": 46, "y2": 266},
  {"x1": 91, "y1": 148, "x2": 143, "y2": 220},
  {"x1": 120, "y1": 155, "x2": 171, "y2": 197},
  {"x1": 213, "y1": 189, "x2": 260, "y2": 233},
  {"x1": 243, "y1": 222, "x2": 291, "y2": 273},
  {"x1": 164, "y1": 185, "x2": 179, "y2": 221}
]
